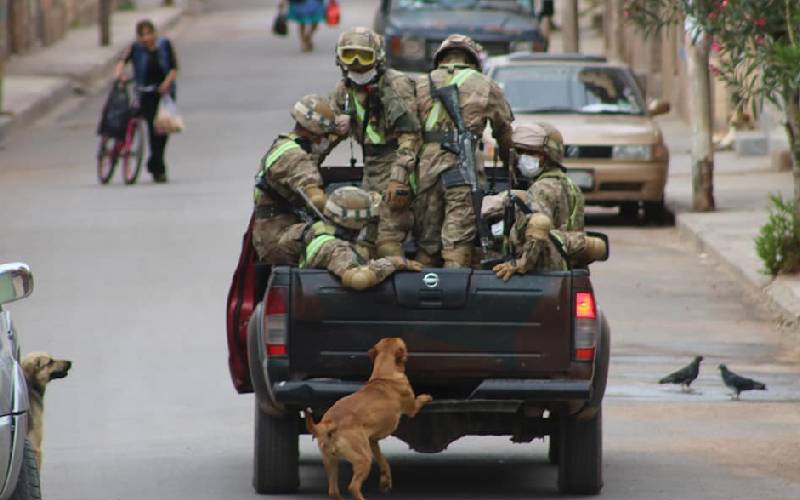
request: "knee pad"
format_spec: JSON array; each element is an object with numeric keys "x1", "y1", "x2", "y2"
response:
[{"x1": 525, "y1": 213, "x2": 552, "y2": 241}]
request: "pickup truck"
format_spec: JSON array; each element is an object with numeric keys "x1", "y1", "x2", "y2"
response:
[{"x1": 226, "y1": 167, "x2": 610, "y2": 496}]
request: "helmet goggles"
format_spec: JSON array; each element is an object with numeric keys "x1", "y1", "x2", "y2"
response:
[{"x1": 338, "y1": 46, "x2": 376, "y2": 66}]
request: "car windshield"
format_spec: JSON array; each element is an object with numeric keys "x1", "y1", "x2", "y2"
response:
[
  {"x1": 392, "y1": 0, "x2": 533, "y2": 14},
  {"x1": 493, "y1": 65, "x2": 645, "y2": 115}
]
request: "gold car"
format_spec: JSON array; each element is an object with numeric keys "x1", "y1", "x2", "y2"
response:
[{"x1": 483, "y1": 53, "x2": 671, "y2": 222}]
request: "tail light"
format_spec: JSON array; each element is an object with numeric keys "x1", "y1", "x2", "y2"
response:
[
  {"x1": 264, "y1": 287, "x2": 288, "y2": 357},
  {"x1": 574, "y1": 292, "x2": 597, "y2": 362}
]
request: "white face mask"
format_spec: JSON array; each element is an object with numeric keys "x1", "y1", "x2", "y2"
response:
[
  {"x1": 347, "y1": 68, "x2": 378, "y2": 86},
  {"x1": 517, "y1": 154, "x2": 542, "y2": 179}
]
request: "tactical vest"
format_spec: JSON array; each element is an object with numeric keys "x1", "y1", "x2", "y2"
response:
[
  {"x1": 254, "y1": 135, "x2": 301, "y2": 205},
  {"x1": 424, "y1": 67, "x2": 479, "y2": 132},
  {"x1": 349, "y1": 88, "x2": 384, "y2": 145},
  {"x1": 537, "y1": 170, "x2": 582, "y2": 231}
]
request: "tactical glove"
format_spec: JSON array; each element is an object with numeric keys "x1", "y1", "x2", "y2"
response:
[
  {"x1": 384, "y1": 180, "x2": 411, "y2": 209},
  {"x1": 387, "y1": 256, "x2": 423, "y2": 272},
  {"x1": 303, "y1": 186, "x2": 327, "y2": 212}
]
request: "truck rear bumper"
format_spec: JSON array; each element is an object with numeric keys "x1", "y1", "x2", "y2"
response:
[{"x1": 272, "y1": 378, "x2": 592, "y2": 408}]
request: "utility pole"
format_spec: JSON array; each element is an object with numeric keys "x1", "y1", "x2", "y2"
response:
[
  {"x1": 163, "y1": 0, "x2": 174, "y2": 5},
  {"x1": 99, "y1": 0, "x2": 111, "y2": 47},
  {"x1": 686, "y1": 33, "x2": 715, "y2": 211},
  {"x1": 562, "y1": 0, "x2": 579, "y2": 52}
]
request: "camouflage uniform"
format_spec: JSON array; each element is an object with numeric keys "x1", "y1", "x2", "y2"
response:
[
  {"x1": 252, "y1": 95, "x2": 334, "y2": 263},
  {"x1": 329, "y1": 28, "x2": 421, "y2": 258},
  {"x1": 414, "y1": 35, "x2": 513, "y2": 267},
  {"x1": 276, "y1": 186, "x2": 422, "y2": 289}
]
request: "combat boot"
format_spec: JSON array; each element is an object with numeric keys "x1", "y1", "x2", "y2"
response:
[{"x1": 442, "y1": 245, "x2": 472, "y2": 268}]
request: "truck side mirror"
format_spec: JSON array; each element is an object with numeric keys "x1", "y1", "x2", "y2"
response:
[
  {"x1": 0, "y1": 263, "x2": 34, "y2": 306},
  {"x1": 648, "y1": 99, "x2": 670, "y2": 116}
]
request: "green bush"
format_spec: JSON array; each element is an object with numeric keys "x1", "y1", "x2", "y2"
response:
[{"x1": 755, "y1": 194, "x2": 800, "y2": 276}]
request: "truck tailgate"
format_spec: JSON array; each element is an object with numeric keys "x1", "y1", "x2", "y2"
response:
[{"x1": 285, "y1": 268, "x2": 572, "y2": 379}]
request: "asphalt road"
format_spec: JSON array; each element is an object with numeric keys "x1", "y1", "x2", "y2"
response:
[{"x1": 1, "y1": 1, "x2": 799, "y2": 499}]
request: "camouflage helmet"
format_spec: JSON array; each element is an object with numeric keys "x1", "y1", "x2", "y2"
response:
[
  {"x1": 290, "y1": 94, "x2": 336, "y2": 135},
  {"x1": 512, "y1": 122, "x2": 564, "y2": 164},
  {"x1": 335, "y1": 27, "x2": 385, "y2": 69},
  {"x1": 324, "y1": 186, "x2": 382, "y2": 230},
  {"x1": 432, "y1": 34, "x2": 483, "y2": 70}
]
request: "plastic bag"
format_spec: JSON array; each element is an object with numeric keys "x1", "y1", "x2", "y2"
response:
[
  {"x1": 97, "y1": 82, "x2": 131, "y2": 140},
  {"x1": 154, "y1": 95, "x2": 184, "y2": 135},
  {"x1": 326, "y1": 0, "x2": 340, "y2": 26},
  {"x1": 272, "y1": 12, "x2": 288, "y2": 36}
]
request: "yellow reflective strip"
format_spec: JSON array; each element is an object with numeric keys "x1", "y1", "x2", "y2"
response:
[
  {"x1": 424, "y1": 68, "x2": 477, "y2": 132},
  {"x1": 350, "y1": 90, "x2": 383, "y2": 144},
  {"x1": 409, "y1": 171, "x2": 418, "y2": 194},
  {"x1": 549, "y1": 230, "x2": 569, "y2": 271},
  {"x1": 265, "y1": 141, "x2": 301, "y2": 170},
  {"x1": 300, "y1": 234, "x2": 336, "y2": 268}
]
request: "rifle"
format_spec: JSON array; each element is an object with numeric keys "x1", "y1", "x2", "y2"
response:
[{"x1": 429, "y1": 76, "x2": 493, "y2": 266}]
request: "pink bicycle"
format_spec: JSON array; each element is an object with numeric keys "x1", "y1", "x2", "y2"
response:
[{"x1": 97, "y1": 81, "x2": 147, "y2": 185}]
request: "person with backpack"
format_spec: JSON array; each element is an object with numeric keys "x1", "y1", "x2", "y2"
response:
[{"x1": 114, "y1": 19, "x2": 178, "y2": 184}]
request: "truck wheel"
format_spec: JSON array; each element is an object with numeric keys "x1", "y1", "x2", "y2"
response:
[
  {"x1": 644, "y1": 200, "x2": 667, "y2": 225},
  {"x1": 9, "y1": 439, "x2": 41, "y2": 500},
  {"x1": 253, "y1": 401, "x2": 299, "y2": 494},
  {"x1": 557, "y1": 407, "x2": 603, "y2": 495}
]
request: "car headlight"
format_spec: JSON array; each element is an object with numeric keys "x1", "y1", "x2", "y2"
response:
[
  {"x1": 612, "y1": 144, "x2": 653, "y2": 161},
  {"x1": 510, "y1": 40, "x2": 535, "y2": 52}
]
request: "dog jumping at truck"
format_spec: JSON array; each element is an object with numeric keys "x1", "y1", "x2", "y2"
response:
[
  {"x1": 21, "y1": 352, "x2": 72, "y2": 470},
  {"x1": 304, "y1": 337, "x2": 432, "y2": 500}
]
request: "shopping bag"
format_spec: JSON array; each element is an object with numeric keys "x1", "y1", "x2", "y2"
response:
[
  {"x1": 272, "y1": 12, "x2": 288, "y2": 36},
  {"x1": 154, "y1": 95, "x2": 184, "y2": 135},
  {"x1": 97, "y1": 82, "x2": 131, "y2": 140},
  {"x1": 326, "y1": 0, "x2": 340, "y2": 26}
]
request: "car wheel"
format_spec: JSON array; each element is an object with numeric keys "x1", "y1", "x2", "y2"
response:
[
  {"x1": 619, "y1": 202, "x2": 639, "y2": 220},
  {"x1": 253, "y1": 400, "x2": 299, "y2": 494},
  {"x1": 644, "y1": 200, "x2": 667, "y2": 225},
  {"x1": 9, "y1": 439, "x2": 41, "y2": 500},
  {"x1": 557, "y1": 407, "x2": 603, "y2": 495},
  {"x1": 547, "y1": 430, "x2": 559, "y2": 465}
]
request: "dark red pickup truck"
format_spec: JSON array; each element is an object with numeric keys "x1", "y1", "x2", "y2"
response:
[{"x1": 227, "y1": 167, "x2": 610, "y2": 496}]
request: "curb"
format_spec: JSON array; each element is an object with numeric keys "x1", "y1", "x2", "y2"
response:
[
  {"x1": 0, "y1": 8, "x2": 185, "y2": 142},
  {"x1": 673, "y1": 209, "x2": 800, "y2": 330}
]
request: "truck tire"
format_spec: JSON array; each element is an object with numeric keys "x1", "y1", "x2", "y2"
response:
[
  {"x1": 9, "y1": 439, "x2": 41, "y2": 500},
  {"x1": 253, "y1": 400, "x2": 299, "y2": 494},
  {"x1": 557, "y1": 407, "x2": 603, "y2": 495}
]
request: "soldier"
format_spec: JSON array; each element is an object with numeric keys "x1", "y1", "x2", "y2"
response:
[
  {"x1": 251, "y1": 94, "x2": 335, "y2": 264},
  {"x1": 329, "y1": 27, "x2": 420, "y2": 259},
  {"x1": 414, "y1": 34, "x2": 514, "y2": 268},
  {"x1": 277, "y1": 187, "x2": 423, "y2": 290},
  {"x1": 493, "y1": 122, "x2": 606, "y2": 281}
]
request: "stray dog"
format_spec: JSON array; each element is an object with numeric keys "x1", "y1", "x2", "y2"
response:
[
  {"x1": 305, "y1": 338, "x2": 432, "y2": 500},
  {"x1": 21, "y1": 352, "x2": 72, "y2": 470}
]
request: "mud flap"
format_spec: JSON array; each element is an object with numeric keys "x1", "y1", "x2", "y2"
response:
[{"x1": 226, "y1": 214, "x2": 257, "y2": 393}]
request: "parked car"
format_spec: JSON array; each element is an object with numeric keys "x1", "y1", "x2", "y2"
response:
[
  {"x1": 483, "y1": 53, "x2": 671, "y2": 222},
  {"x1": 374, "y1": 0, "x2": 548, "y2": 72},
  {"x1": 227, "y1": 167, "x2": 611, "y2": 496},
  {"x1": 0, "y1": 263, "x2": 40, "y2": 500}
]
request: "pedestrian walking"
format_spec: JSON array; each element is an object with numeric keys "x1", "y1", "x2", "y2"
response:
[
  {"x1": 280, "y1": 0, "x2": 325, "y2": 52},
  {"x1": 114, "y1": 19, "x2": 178, "y2": 183}
]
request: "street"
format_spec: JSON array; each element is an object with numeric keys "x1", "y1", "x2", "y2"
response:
[{"x1": 1, "y1": 1, "x2": 799, "y2": 499}]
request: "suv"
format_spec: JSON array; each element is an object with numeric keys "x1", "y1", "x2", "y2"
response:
[
  {"x1": 0, "y1": 263, "x2": 41, "y2": 500},
  {"x1": 227, "y1": 168, "x2": 610, "y2": 496}
]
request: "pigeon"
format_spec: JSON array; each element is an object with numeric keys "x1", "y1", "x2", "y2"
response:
[
  {"x1": 719, "y1": 364, "x2": 766, "y2": 400},
  {"x1": 659, "y1": 356, "x2": 703, "y2": 391}
]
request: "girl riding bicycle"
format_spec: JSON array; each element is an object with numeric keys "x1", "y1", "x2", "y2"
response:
[{"x1": 114, "y1": 19, "x2": 178, "y2": 184}]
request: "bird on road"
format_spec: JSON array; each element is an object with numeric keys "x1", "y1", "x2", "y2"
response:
[
  {"x1": 719, "y1": 364, "x2": 766, "y2": 400},
  {"x1": 659, "y1": 356, "x2": 704, "y2": 392}
]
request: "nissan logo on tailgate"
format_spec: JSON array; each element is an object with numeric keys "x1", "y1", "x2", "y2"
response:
[{"x1": 423, "y1": 273, "x2": 439, "y2": 288}]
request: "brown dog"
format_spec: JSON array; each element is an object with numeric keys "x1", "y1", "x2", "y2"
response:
[
  {"x1": 21, "y1": 352, "x2": 72, "y2": 470},
  {"x1": 305, "y1": 338, "x2": 432, "y2": 500}
]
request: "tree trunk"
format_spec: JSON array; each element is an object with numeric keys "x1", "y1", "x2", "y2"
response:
[
  {"x1": 562, "y1": 0, "x2": 579, "y2": 52},
  {"x1": 785, "y1": 91, "x2": 800, "y2": 222},
  {"x1": 99, "y1": 0, "x2": 111, "y2": 47},
  {"x1": 686, "y1": 33, "x2": 715, "y2": 211}
]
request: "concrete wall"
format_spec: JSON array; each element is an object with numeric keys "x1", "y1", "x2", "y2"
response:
[{"x1": 604, "y1": 0, "x2": 732, "y2": 133}]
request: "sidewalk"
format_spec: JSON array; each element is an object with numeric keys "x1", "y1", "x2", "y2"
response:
[
  {"x1": 659, "y1": 116, "x2": 800, "y2": 329},
  {"x1": 0, "y1": 0, "x2": 186, "y2": 140}
]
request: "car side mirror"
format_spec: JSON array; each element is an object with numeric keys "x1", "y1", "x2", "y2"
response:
[
  {"x1": 648, "y1": 99, "x2": 670, "y2": 116},
  {"x1": 0, "y1": 263, "x2": 34, "y2": 306}
]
